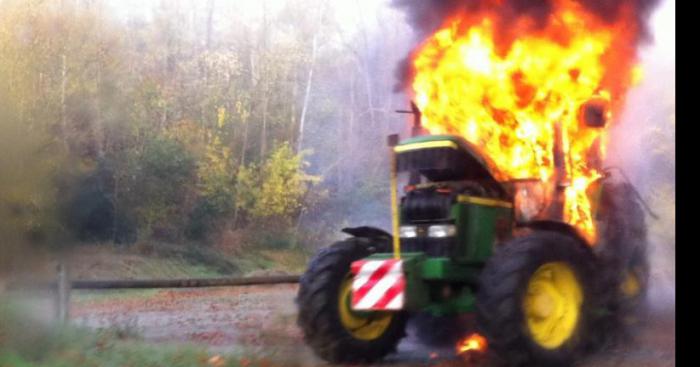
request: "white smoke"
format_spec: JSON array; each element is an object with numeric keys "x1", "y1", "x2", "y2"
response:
[{"x1": 606, "y1": 0, "x2": 675, "y2": 312}]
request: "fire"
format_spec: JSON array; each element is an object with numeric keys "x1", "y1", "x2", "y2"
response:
[
  {"x1": 456, "y1": 333, "x2": 488, "y2": 355},
  {"x1": 410, "y1": 0, "x2": 642, "y2": 242}
]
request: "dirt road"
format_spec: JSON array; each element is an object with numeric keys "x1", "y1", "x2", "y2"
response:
[{"x1": 70, "y1": 284, "x2": 675, "y2": 367}]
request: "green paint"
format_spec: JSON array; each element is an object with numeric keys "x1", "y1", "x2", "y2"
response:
[
  {"x1": 396, "y1": 134, "x2": 465, "y2": 146},
  {"x1": 423, "y1": 287, "x2": 476, "y2": 316},
  {"x1": 360, "y1": 135, "x2": 517, "y2": 316},
  {"x1": 452, "y1": 201, "x2": 513, "y2": 263},
  {"x1": 364, "y1": 253, "x2": 481, "y2": 313},
  {"x1": 421, "y1": 257, "x2": 481, "y2": 282}
]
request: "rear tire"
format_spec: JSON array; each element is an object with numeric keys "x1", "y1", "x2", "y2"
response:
[
  {"x1": 296, "y1": 238, "x2": 408, "y2": 364},
  {"x1": 476, "y1": 231, "x2": 597, "y2": 367},
  {"x1": 595, "y1": 182, "x2": 650, "y2": 342}
]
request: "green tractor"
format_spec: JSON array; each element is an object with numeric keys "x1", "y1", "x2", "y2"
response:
[{"x1": 296, "y1": 108, "x2": 650, "y2": 366}]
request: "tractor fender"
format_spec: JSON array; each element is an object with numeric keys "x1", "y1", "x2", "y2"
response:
[
  {"x1": 518, "y1": 220, "x2": 593, "y2": 249},
  {"x1": 341, "y1": 226, "x2": 392, "y2": 240},
  {"x1": 341, "y1": 226, "x2": 392, "y2": 253}
]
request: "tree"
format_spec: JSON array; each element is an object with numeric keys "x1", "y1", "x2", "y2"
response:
[{"x1": 235, "y1": 143, "x2": 320, "y2": 225}]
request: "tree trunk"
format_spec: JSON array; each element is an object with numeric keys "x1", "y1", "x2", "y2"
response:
[
  {"x1": 259, "y1": 1, "x2": 269, "y2": 158},
  {"x1": 206, "y1": 0, "x2": 215, "y2": 50},
  {"x1": 112, "y1": 167, "x2": 120, "y2": 243},
  {"x1": 94, "y1": 5, "x2": 105, "y2": 159},
  {"x1": 260, "y1": 83, "x2": 268, "y2": 159},
  {"x1": 343, "y1": 75, "x2": 356, "y2": 193},
  {"x1": 95, "y1": 61, "x2": 104, "y2": 158},
  {"x1": 290, "y1": 68, "x2": 298, "y2": 143},
  {"x1": 240, "y1": 116, "x2": 249, "y2": 166},
  {"x1": 61, "y1": 53, "x2": 68, "y2": 150},
  {"x1": 240, "y1": 51, "x2": 256, "y2": 166},
  {"x1": 297, "y1": 4, "x2": 325, "y2": 153},
  {"x1": 297, "y1": 34, "x2": 316, "y2": 154}
]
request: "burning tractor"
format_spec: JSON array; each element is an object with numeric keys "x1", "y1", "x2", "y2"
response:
[
  {"x1": 297, "y1": 0, "x2": 656, "y2": 364},
  {"x1": 296, "y1": 101, "x2": 650, "y2": 366}
]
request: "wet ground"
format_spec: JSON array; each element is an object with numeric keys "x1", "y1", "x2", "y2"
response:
[{"x1": 65, "y1": 284, "x2": 675, "y2": 367}]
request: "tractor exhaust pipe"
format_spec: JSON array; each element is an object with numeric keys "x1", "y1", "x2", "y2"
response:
[
  {"x1": 396, "y1": 101, "x2": 424, "y2": 138},
  {"x1": 396, "y1": 101, "x2": 424, "y2": 185}
]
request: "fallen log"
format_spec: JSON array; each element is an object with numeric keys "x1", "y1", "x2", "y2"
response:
[{"x1": 8, "y1": 275, "x2": 301, "y2": 290}]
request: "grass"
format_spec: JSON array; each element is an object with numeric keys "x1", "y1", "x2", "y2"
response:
[
  {"x1": 61, "y1": 242, "x2": 310, "y2": 285},
  {"x1": 231, "y1": 248, "x2": 310, "y2": 275},
  {"x1": 58, "y1": 244, "x2": 309, "y2": 306},
  {"x1": 0, "y1": 301, "x2": 257, "y2": 367}
]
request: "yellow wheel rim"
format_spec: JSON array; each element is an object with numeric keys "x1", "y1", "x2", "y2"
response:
[
  {"x1": 338, "y1": 275, "x2": 393, "y2": 341},
  {"x1": 523, "y1": 262, "x2": 583, "y2": 349},
  {"x1": 621, "y1": 270, "x2": 641, "y2": 298}
]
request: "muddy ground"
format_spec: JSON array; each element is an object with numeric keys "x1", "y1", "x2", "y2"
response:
[{"x1": 62, "y1": 284, "x2": 675, "y2": 367}]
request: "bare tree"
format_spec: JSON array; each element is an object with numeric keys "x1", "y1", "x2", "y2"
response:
[{"x1": 297, "y1": 3, "x2": 326, "y2": 153}]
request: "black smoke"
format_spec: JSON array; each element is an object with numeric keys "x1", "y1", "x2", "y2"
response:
[{"x1": 392, "y1": 0, "x2": 659, "y2": 38}]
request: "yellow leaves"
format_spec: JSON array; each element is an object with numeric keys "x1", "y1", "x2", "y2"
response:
[
  {"x1": 197, "y1": 133, "x2": 235, "y2": 212},
  {"x1": 164, "y1": 120, "x2": 208, "y2": 156},
  {"x1": 234, "y1": 164, "x2": 258, "y2": 213},
  {"x1": 235, "y1": 100, "x2": 250, "y2": 123},
  {"x1": 217, "y1": 107, "x2": 227, "y2": 129},
  {"x1": 235, "y1": 143, "x2": 320, "y2": 221}
]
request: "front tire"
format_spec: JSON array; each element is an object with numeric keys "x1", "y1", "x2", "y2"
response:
[
  {"x1": 476, "y1": 231, "x2": 597, "y2": 367},
  {"x1": 296, "y1": 238, "x2": 407, "y2": 364}
]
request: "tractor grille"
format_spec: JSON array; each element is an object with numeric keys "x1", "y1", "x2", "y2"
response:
[
  {"x1": 401, "y1": 189, "x2": 452, "y2": 222},
  {"x1": 400, "y1": 236, "x2": 455, "y2": 257}
]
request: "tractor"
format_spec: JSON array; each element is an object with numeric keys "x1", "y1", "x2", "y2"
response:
[{"x1": 296, "y1": 103, "x2": 650, "y2": 366}]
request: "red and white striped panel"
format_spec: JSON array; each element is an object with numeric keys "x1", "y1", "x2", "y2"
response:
[{"x1": 350, "y1": 259, "x2": 405, "y2": 311}]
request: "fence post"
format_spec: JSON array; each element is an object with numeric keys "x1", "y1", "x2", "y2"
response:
[{"x1": 56, "y1": 262, "x2": 70, "y2": 324}]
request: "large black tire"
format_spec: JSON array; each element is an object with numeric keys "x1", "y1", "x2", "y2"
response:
[
  {"x1": 594, "y1": 182, "x2": 650, "y2": 341},
  {"x1": 296, "y1": 238, "x2": 408, "y2": 364},
  {"x1": 476, "y1": 231, "x2": 597, "y2": 367}
]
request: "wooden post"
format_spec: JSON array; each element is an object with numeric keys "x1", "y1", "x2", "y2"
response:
[{"x1": 56, "y1": 263, "x2": 70, "y2": 324}]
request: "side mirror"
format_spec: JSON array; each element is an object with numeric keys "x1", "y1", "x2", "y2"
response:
[
  {"x1": 579, "y1": 98, "x2": 609, "y2": 128},
  {"x1": 387, "y1": 134, "x2": 400, "y2": 147}
]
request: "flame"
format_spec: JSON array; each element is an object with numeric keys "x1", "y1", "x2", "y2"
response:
[
  {"x1": 410, "y1": 0, "x2": 641, "y2": 242},
  {"x1": 456, "y1": 333, "x2": 488, "y2": 355},
  {"x1": 207, "y1": 355, "x2": 225, "y2": 367}
]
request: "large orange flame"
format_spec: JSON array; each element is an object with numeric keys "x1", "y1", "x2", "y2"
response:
[{"x1": 409, "y1": 0, "x2": 641, "y2": 241}]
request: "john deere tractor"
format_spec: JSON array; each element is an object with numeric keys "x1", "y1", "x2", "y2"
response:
[{"x1": 296, "y1": 106, "x2": 650, "y2": 366}]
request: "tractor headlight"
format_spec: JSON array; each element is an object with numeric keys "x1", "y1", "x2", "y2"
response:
[
  {"x1": 399, "y1": 225, "x2": 418, "y2": 238},
  {"x1": 428, "y1": 224, "x2": 456, "y2": 238}
]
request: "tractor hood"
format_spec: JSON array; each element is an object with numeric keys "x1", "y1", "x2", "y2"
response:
[{"x1": 395, "y1": 135, "x2": 508, "y2": 184}]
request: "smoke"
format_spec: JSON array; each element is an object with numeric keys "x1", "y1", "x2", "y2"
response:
[
  {"x1": 391, "y1": 0, "x2": 660, "y2": 40},
  {"x1": 606, "y1": 0, "x2": 675, "y2": 313}
]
